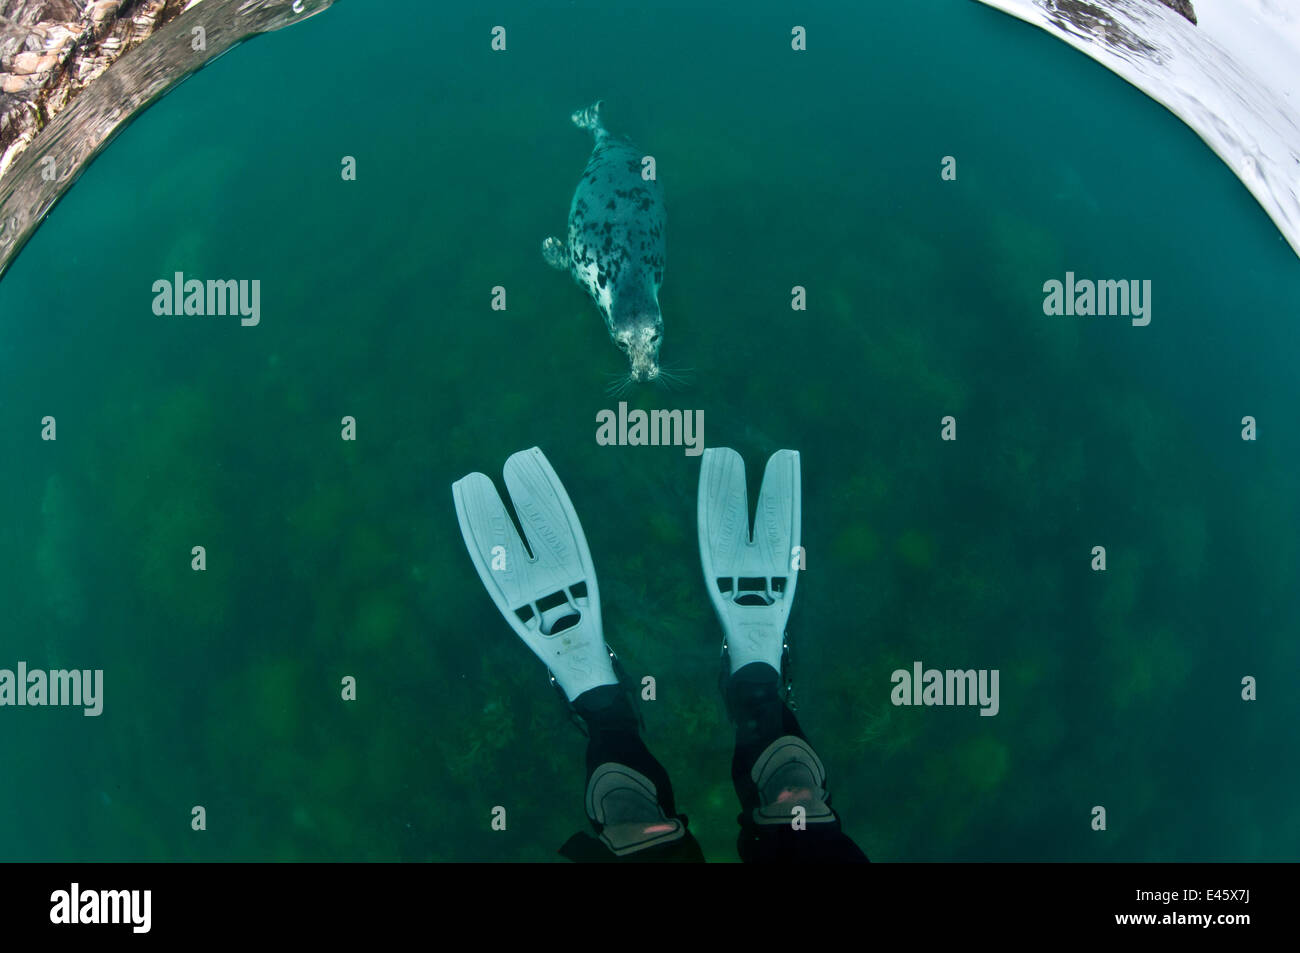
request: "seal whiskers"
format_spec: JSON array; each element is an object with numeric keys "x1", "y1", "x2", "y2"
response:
[
  {"x1": 654, "y1": 367, "x2": 693, "y2": 392},
  {"x1": 604, "y1": 373, "x2": 636, "y2": 398}
]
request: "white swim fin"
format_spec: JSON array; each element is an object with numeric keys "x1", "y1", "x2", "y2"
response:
[
  {"x1": 453, "y1": 447, "x2": 618, "y2": 701},
  {"x1": 697, "y1": 448, "x2": 801, "y2": 675}
]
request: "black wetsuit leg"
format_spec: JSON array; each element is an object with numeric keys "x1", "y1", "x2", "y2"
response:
[
  {"x1": 558, "y1": 684, "x2": 704, "y2": 862},
  {"x1": 729, "y1": 662, "x2": 869, "y2": 862}
]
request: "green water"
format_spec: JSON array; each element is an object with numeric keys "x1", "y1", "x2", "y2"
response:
[{"x1": 0, "y1": 0, "x2": 1296, "y2": 861}]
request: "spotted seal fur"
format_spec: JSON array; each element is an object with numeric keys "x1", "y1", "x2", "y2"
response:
[{"x1": 543, "y1": 101, "x2": 666, "y2": 383}]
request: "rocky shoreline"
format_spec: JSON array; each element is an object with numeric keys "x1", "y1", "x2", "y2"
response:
[
  {"x1": 0, "y1": 1, "x2": 193, "y2": 183},
  {"x1": 1039, "y1": 0, "x2": 1197, "y2": 56},
  {"x1": 0, "y1": 0, "x2": 335, "y2": 280}
]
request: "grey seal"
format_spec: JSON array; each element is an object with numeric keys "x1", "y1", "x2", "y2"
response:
[{"x1": 543, "y1": 101, "x2": 666, "y2": 384}]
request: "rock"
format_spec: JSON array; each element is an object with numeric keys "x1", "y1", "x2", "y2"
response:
[
  {"x1": 0, "y1": 0, "x2": 189, "y2": 180},
  {"x1": 11, "y1": 50, "x2": 61, "y2": 73},
  {"x1": 1157, "y1": 0, "x2": 1197, "y2": 26},
  {"x1": 1041, "y1": 0, "x2": 1197, "y2": 58},
  {"x1": 91, "y1": 1, "x2": 122, "y2": 25},
  {"x1": 0, "y1": 1, "x2": 339, "y2": 279}
]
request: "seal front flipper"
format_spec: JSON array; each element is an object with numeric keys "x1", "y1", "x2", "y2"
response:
[
  {"x1": 697, "y1": 448, "x2": 801, "y2": 675},
  {"x1": 452, "y1": 447, "x2": 618, "y2": 701},
  {"x1": 541, "y1": 236, "x2": 569, "y2": 271}
]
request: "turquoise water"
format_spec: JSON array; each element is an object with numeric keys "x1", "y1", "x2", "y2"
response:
[{"x1": 0, "y1": 0, "x2": 1296, "y2": 861}]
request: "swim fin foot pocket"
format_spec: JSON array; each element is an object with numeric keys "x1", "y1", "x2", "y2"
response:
[
  {"x1": 750, "y1": 735, "x2": 834, "y2": 827},
  {"x1": 585, "y1": 763, "x2": 687, "y2": 856}
]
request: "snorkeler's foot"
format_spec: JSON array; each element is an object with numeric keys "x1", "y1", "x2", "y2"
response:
[
  {"x1": 697, "y1": 448, "x2": 801, "y2": 675},
  {"x1": 452, "y1": 447, "x2": 618, "y2": 701},
  {"x1": 728, "y1": 662, "x2": 834, "y2": 828}
]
